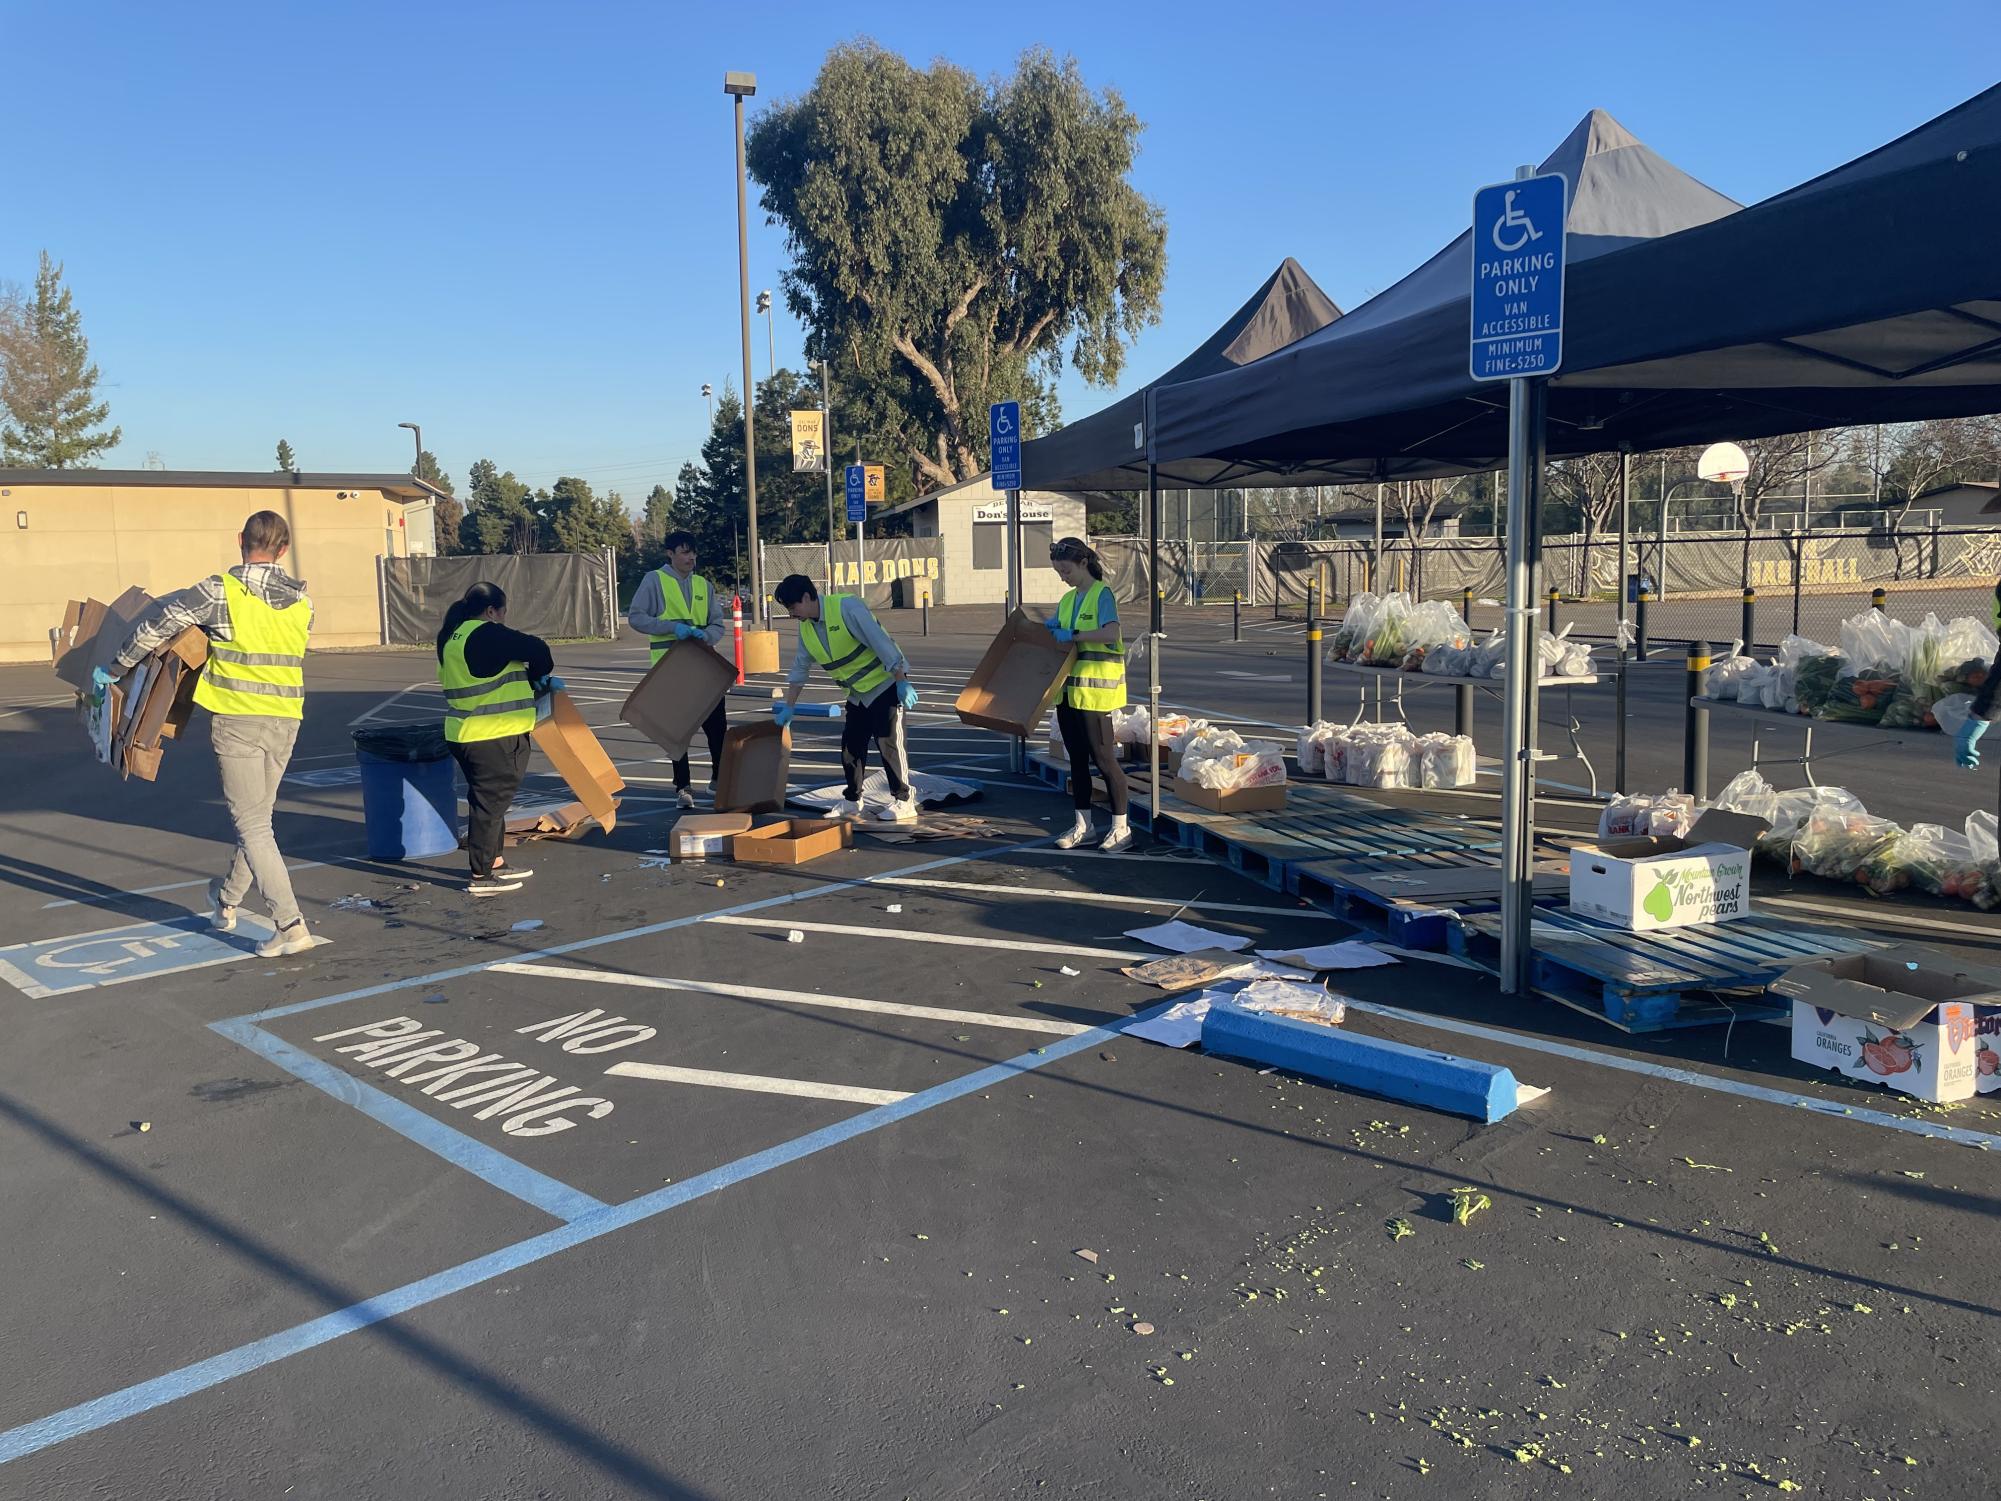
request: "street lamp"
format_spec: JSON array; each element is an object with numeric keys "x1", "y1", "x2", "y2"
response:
[
  {"x1": 396, "y1": 421, "x2": 422, "y2": 476},
  {"x1": 702, "y1": 382, "x2": 713, "y2": 426},
  {"x1": 726, "y1": 69, "x2": 764, "y2": 621},
  {"x1": 757, "y1": 289, "x2": 774, "y2": 382}
]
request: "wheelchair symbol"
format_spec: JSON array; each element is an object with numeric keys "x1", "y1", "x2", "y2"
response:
[
  {"x1": 1490, "y1": 189, "x2": 1544, "y2": 253},
  {"x1": 992, "y1": 407, "x2": 1016, "y2": 437},
  {"x1": 35, "y1": 933, "x2": 188, "y2": 977}
]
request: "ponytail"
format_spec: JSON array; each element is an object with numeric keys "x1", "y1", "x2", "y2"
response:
[
  {"x1": 1050, "y1": 536, "x2": 1104, "y2": 581},
  {"x1": 437, "y1": 581, "x2": 507, "y2": 654}
]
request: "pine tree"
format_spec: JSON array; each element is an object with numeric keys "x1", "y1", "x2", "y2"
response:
[
  {"x1": 414, "y1": 450, "x2": 463, "y2": 554},
  {"x1": 0, "y1": 252, "x2": 122, "y2": 467},
  {"x1": 275, "y1": 438, "x2": 297, "y2": 471}
]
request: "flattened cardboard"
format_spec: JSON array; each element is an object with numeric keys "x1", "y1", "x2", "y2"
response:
[
  {"x1": 672, "y1": 812, "x2": 754, "y2": 860},
  {"x1": 531, "y1": 689, "x2": 624, "y2": 834},
  {"x1": 504, "y1": 801, "x2": 603, "y2": 843},
  {"x1": 621, "y1": 642, "x2": 738, "y2": 759},
  {"x1": 956, "y1": 610, "x2": 1075, "y2": 737},
  {"x1": 1171, "y1": 776, "x2": 1288, "y2": 815},
  {"x1": 730, "y1": 817, "x2": 851, "y2": 866},
  {"x1": 714, "y1": 722, "x2": 792, "y2": 813}
]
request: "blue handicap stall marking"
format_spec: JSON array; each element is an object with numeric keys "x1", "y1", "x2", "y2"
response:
[
  {"x1": 0, "y1": 913, "x2": 283, "y2": 1000},
  {"x1": 285, "y1": 764, "x2": 365, "y2": 789}
]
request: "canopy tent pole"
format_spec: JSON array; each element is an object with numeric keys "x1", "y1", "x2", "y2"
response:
[
  {"x1": 1499, "y1": 374, "x2": 1549, "y2": 996},
  {"x1": 1615, "y1": 448, "x2": 1631, "y2": 794},
  {"x1": 1146, "y1": 389, "x2": 1163, "y2": 823}
]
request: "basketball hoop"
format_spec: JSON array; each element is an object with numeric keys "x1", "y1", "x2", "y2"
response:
[{"x1": 1697, "y1": 441, "x2": 1750, "y2": 486}]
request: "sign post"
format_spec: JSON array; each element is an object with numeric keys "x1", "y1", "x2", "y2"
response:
[
  {"x1": 1470, "y1": 166, "x2": 1566, "y2": 997},
  {"x1": 990, "y1": 400, "x2": 1025, "y2": 772},
  {"x1": 845, "y1": 464, "x2": 868, "y2": 598}
]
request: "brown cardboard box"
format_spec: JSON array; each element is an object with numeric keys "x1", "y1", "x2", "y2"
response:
[
  {"x1": 504, "y1": 802, "x2": 605, "y2": 843},
  {"x1": 671, "y1": 812, "x2": 755, "y2": 860},
  {"x1": 1171, "y1": 775, "x2": 1288, "y2": 814},
  {"x1": 531, "y1": 690, "x2": 625, "y2": 834},
  {"x1": 956, "y1": 610, "x2": 1075, "y2": 736},
  {"x1": 714, "y1": 722, "x2": 792, "y2": 813},
  {"x1": 621, "y1": 641, "x2": 739, "y2": 759},
  {"x1": 740, "y1": 628, "x2": 781, "y2": 676},
  {"x1": 730, "y1": 817, "x2": 852, "y2": 866}
]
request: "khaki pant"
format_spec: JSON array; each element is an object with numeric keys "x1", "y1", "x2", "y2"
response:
[{"x1": 212, "y1": 713, "x2": 303, "y2": 929}]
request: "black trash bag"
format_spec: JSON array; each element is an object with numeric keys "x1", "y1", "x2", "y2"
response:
[{"x1": 353, "y1": 721, "x2": 449, "y2": 763}]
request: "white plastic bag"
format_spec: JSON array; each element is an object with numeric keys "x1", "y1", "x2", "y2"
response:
[
  {"x1": 1597, "y1": 794, "x2": 1654, "y2": 838},
  {"x1": 1415, "y1": 732, "x2": 1476, "y2": 789},
  {"x1": 1328, "y1": 593, "x2": 1378, "y2": 662},
  {"x1": 1933, "y1": 692, "x2": 1977, "y2": 739},
  {"x1": 1713, "y1": 769, "x2": 1779, "y2": 824}
]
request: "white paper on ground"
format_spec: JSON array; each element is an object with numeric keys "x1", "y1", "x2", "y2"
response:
[
  {"x1": 1125, "y1": 919, "x2": 1253, "y2": 954},
  {"x1": 791, "y1": 769, "x2": 979, "y2": 814},
  {"x1": 1255, "y1": 941, "x2": 1398, "y2": 971},
  {"x1": 1515, "y1": 1082, "x2": 1551, "y2": 1108},
  {"x1": 1370, "y1": 943, "x2": 1486, "y2": 971},
  {"x1": 1125, "y1": 977, "x2": 1333, "y2": 1049},
  {"x1": 1124, "y1": 997, "x2": 1211, "y2": 1048}
]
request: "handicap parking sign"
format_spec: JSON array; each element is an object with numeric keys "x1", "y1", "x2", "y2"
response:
[{"x1": 1469, "y1": 172, "x2": 1567, "y2": 381}]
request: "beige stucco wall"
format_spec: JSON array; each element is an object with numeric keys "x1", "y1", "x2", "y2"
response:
[
  {"x1": 924, "y1": 476, "x2": 1085, "y2": 607},
  {"x1": 0, "y1": 482, "x2": 411, "y2": 662}
]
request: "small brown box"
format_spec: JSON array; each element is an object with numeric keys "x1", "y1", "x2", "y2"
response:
[
  {"x1": 956, "y1": 610, "x2": 1075, "y2": 737},
  {"x1": 713, "y1": 722, "x2": 792, "y2": 813},
  {"x1": 671, "y1": 812, "x2": 755, "y2": 860},
  {"x1": 1171, "y1": 776, "x2": 1288, "y2": 815},
  {"x1": 730, "y1": 817, "x2": 852, "y2": 866}
]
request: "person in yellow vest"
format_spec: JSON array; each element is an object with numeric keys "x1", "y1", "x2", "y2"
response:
[
  {"x1": 625, "y1": 529, "x2": 727, "y2": 808},
  {"x1": 436, "y1": 582, "x2": 557, "y2": 896},
  {"x1": 100, "y1": 510, "x2": 319, "y2": 956},
  {"x1": 773, "y1": 574, "x2": 918, "y2": 821},
  {"x1": 1045, "y1": 537, "x2": 1132, "y2": 852}
]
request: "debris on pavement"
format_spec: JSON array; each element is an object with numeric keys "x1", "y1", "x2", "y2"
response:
[
  {"x1": 1448, "y1": 1187, "x2": 1492, "y2": 1226},
  {"x1": 1124, "y1": 919, "x2": 1253, "y2": 954}
]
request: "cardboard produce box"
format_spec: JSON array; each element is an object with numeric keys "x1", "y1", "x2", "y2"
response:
[
  {"x1": 713, "y1": 722, "x2": 792, "y2": 813},
  {"x1": 1171, "y1": 775, "x2": 1287, "y2": 815},
  {"x1": 956, "y1": 610, "x2": 1075, "y2": 737},
  {"x1": 671, "y1": 812, "x2": 754, "y2": 860},
  {"x1": 53, "y1": 586, "x2": 212, "y2": 781},
  {"x1": 1778, "y1": 947, "x2": 2001, "y2": 1102},
  {"x1": 731, "y1": 817, "x2": 852, "y2": 867},
  {"x1": 531, "y1": 690, "x2": 625, "y2": 834},
  {"x1": 505, "y1": 802, "x2": 605, "y2": 844},
  {"x1": 621, "y1": 642, "x2": 738, "y2": 759},
  {"x1": 1568, "y1": 809, "x2": 1767, "y2": 933}
]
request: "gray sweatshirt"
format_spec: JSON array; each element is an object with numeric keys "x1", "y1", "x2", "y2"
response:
[
  {"x1": 788, "y1": 594, "x2": 908, "y2": 706},
  {"x1": 627, "y1": 567, "x2": 725, "y2": 648}
]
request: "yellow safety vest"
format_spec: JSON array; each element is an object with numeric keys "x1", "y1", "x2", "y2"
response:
[
  {"x1": 438, "y1": 621, "x2": 537, "y2": 743},
  {"x1": 1059, "y1": 581, "x2": 1125, "y2": 713},
  {"x1": 648, "y1": 570, "x2": 712, "y2": 665},
  {"x1": 192, "y1": 573, "x2": 312, "y2": 719},
  {"x1": 801, "y1": 593, "x2": 891, "y2": 700}
]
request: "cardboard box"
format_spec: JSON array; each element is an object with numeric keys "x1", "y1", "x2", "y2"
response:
[
  {"x1": 956, "y1": 610, "x2": 1075, "y2": 737},
  {"x1": 1778, "y1": 947, "x2": 2001, "y2": 1102},
  {"x1": 713, "y1": 722, "x2": 791, "y2": 812},
  {"x1": 740, "y1": 628, "x2": 781, "y2": 676},
  {"x1": 1568, "y1": 809, "x2": 1768, "y2": 933},
  {"x1": 505, "y1": 802, "x2": 605, "y2": 843},
  {"x1": 671, "y1": 812, "x2": 754, "y2": 860},
  {"x1": 621, "y1": 641, "x2": 738, "y2": 759},
  {"x1": 730, "y1": 817, "x2": 852, "y2": 866},
  {"x1": 1171, "y1": 775, "x2": 1287, "y2": 815},
  {"x1": 531, "y1": 690, "x2": 625, "y2": 834}
]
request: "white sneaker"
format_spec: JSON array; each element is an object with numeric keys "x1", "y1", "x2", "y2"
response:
[
  {"x1": 874, "y1": 798, "x2": 919, "y2": 823},
  {"x1": 677, "y1": 788, "x2": 696, "y2": 809},
  {"x1": 824, "y1": 798, "x2": 861, "y2": 820},
  {"x1": 256, "y1": 921, "x2": 317, "y2": 958},
  {"x1": 206, "y1": 879, "x2": 238, "y2": 933},
  {"x1": 1100, "y1": 823, "x2": 1134, "y2": 854},
  {"x1": 1054, "y1": 816, "x2": 1094, "y2": 850},
  {"x1": 490, "y1": 865, "x2": 532, "y2": 881}
]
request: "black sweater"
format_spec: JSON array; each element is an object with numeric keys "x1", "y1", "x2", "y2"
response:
[{"x1": 437, "y1": 621, "x2": 555, "y2": 682}]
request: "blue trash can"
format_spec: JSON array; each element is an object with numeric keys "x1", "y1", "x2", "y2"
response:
[{"x1": 353, "y1": 723, "x2": 458, "y2": 860}]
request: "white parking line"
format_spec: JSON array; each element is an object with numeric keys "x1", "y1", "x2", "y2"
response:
[
  {"x1": 704, "y1": 915, "x2": 1146, "y2": 960},
  {"x1": 492, "y1": 964, "x2": 1090, "y2": 1035},
  {"x1": 871, "y1": 876, "x2": 1342, "y2": 918},
  {"x1": 602, "y1": 1061, "x2": 910, "y2": 1105}
]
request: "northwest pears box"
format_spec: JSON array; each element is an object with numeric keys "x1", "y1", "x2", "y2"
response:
[
  {"x1": 1777, "y1": 948, "x2": 2001, "y2": 1103},
  {"x1": 1568, "y1": 810, "x2": 1769, "y2": 933}
]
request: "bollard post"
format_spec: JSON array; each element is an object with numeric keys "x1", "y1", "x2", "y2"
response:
[
  {"x1": 1233, "y1": 590, "x2": 1242, "y2": 642},
  {"x1": 1461, "y1": 585, "x2": 1473, "y2": 626},
  {"x1": 1455, "y1": 683, "x2": 1474, "y2": 738},
  {"x1": 1871, "y1": 587, "x2": 1887, "y2": 612},
  {"x1": 1741, "y1": 588, "x2": 1756, "y2": 651},
  {"x1": 1614, "y1": 654, "x2": 1629, "y2": 794},
  {"x1": 732, "y1": 594, "x2": 746, "y2": 685},
  {"x1": 1684, "y1": 640, "x2": 1711, "y2": 799},
  {"x1": 1306, "y1": 580, "x2": 1323, "y2": 728},
  {"x1": 922, "y1": 595, "x2": 930, "y2": 637},
  {"x1": 1635, "y1": 590, "x2": 1651, "y2": 661},
  {"x1": 1545, "y1": 585, "x2": 1559, "y2": 634}
]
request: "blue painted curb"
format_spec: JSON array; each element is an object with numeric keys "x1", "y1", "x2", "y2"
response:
[{"x1": 1200, "y1": 1005, "x2": 1521, "y2": 1124}]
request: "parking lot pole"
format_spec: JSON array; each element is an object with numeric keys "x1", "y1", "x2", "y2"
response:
[
  {"x1": 1635, "y1": 590, "x2": 1651, "y2": 660},
  {"x1": 1742, "y1": 588, "x2": 1757, "y2": 650},
  {"x1": 1545, "y1": 585, "x2": 1559, "y2": 634},
  {"x1": 1872, "y1": 587, "x2": 1888, "y2": 612},
  {"x1": 1498, "y1": 367, "x2": 1548, "y2": 998},
  {"x1": 1461, "y1": 586, "x2": 1473, "y2": 625},
  {"x1": 1614, "y1": 655, "x2": 1628, "y2": 794},
  {"x1": 1233, "y1": 591, "x2": 1241, "y2": 642},
  {"x1": 1455, "y1": 683, "x2": 1473, "y2": 738},
  {"x1": 1684, "y1": 640, "x2": 1712, "y2": 799},
  {"x1": 1006, "y1": 484, "x2": 1024, "y2": 775},
  {"x1": 1306, "y1": 580, "x2": 1323, "y2": 727}
]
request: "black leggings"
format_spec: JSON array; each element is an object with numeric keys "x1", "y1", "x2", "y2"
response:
[
  {"x1": 450, "y1": 733, "x2": 530, "y2": 877},
  {"x1": 1057, "y1": 703, "x2": 1128, "y2": 815}
]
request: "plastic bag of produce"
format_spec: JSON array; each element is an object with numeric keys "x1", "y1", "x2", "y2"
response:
[
  {"x1": 1321, "y1": 728, "x2": 1353, "y2": 784},
  {"x1": 1597, "y1": 794, "x2": 1655, "y2": 838},
  {"x1": 1469, "y1": 629, "x2": 1508, "y2": 679},
  {"x1": 1713, "y1": 769, "x2": 1780, "y2": 824},
  {"x1": 1792, "y1": 652, "x2": 1844, "y2": 715},
  {"x1": 1555, "y1": 641, "x2": 1595, "y2": 679},
  {"x1": 1164, "y1": 716, "x2": 1207, "y2": 751},
  {"x1": 1735, "y1": 663, "x2": 1777, "y2": 706},
  {"x1": 1796, "y1": 808, "x2": 1903, "y2": 883},
  {"x1": 1644, "y1": 791, "x2": 1698, "y2": 837},
  {"x1": 1346, "y1": 732, "x2": 1415, "y2": 789},
  {"x1": 1969, "y1": 809, "x2": 1998, "y2": 863},
  {"x1": 1902, "y1": 822, "x2": 1998, "y2": 907},
  {"x1": 1817, "y1": 670, "x2": 1900, "y2": 725},
  {"x1": 1755, "y1": 664, "x2": 1795, "y2": 712},
  {"x1": 1178, "y1": 726, "x2": 1244, "y2": 784},
  {"x1": 1360, "y1": 593, "x2": 1415, "y2": 666},
  {"x1": 1327, "y1": 593, "x2": 1378, "y2": 662},
  {"x1": 1838, "y1": 610, "x2": 1912, "y2": 678},
  {"x1": 1423, "y1": 642, "x2": 1470, "y2": 676},
  {"x1": 1415, "y1": 733, "x2": 1476, "y2": 789},
  {"x1": 1704, "y1": 640, "x2": 1756, "y2": 700},
  {"x1": 1758, "y1": 785, "x2": 1864, "y2": 866},
  {"x1": 1295, "y1": 721, "x2": 1341, "y2": 777}
]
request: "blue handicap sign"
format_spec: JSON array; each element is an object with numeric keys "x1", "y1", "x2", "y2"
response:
[
  {"x1": 989, "y1": 401, "x2": 1021, "y2": 490},
  {"x1": 1469, "y1": 172, "x2": 1567, "y2": 381},
  {"x1": 0, "y1": 913, "x2": 291, "y2": 999},
  {"x1": 844, "y1": 465, "x2": 867, "y2": 524}
]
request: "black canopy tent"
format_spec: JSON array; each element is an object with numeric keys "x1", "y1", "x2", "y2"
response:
[
  {"x1": 1018, "y1": 257, "x2": 1341, "y2": 493},
  {"x1": 1148, "y1": 89, "x2": 2001, "y2": 483}
]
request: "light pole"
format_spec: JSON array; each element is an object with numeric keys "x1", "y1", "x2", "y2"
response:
[
  {"x1": 702, "y1": 383, "x2": 713, "y2": 426},
  {"x1": 396, "y1": 421, "x2": 422, "y2": 475},
  {"x1": 726, "y1": 69, "x2": 764, "y2": 621},
  {"x1": 818, "y1": 359, "x2": 837, "y2": 586},
  {"x1": 757, "y1": 290, "x2": 774, "y2": 382}
]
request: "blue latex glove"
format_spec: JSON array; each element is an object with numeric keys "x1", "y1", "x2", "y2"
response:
[
  {"x1": 773, "y1": 703, "x2": 795, "y2": 729},
  {"x1": 1050, "y1": 626, "x2": 1075, "y2": 645},
  {"x1": 531, "y1": 675, "x2": 565, "y2": 695},
  {"x1": 896, "y1": 681, "x2": 918, "y2": 710},
  {"x1": 672, "y1": 621, "x2": 701, "y2": 641},
  {"x1": 91, "y1": 665, "x2": 117, "y2": 694},
  {"x1": 1043, "y1": 616, "x2": 1062, "y2": 632},
  {"x1": 1956, "y1": 718, "x2": 1989, "y2": 769}
]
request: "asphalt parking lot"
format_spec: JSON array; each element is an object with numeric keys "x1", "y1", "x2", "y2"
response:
[{"x1": 3, "y1": 622, "x2": 1999, "y2": 1500}]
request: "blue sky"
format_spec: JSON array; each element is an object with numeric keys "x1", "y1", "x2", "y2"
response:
[{"x1": 5, "y1": 2, "x2": 1994, "y2": 506}]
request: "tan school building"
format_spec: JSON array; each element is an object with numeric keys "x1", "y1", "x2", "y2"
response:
[{"x1": 0, "y1": 469, "x2": 442, "y2": 663}]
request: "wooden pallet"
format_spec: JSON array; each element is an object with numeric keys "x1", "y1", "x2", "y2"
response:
[
  {"x1": 1452, "y1": 908, "x2": 1875, "y2": 1032},
  {"x1": 1286, "y1": 852, "x2": 1570, "y2": 950}
]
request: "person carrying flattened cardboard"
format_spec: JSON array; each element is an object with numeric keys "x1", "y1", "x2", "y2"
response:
[
  {"x1": 1044, "y1": 536, "x2": 1133, "y2": 852},
  {"x1": 772, "y1": 574, "x2": 918, "y2": 823},
  {"x1": 97, "y1": 509, "x2": 319, "y2": 957},
  {"x1": 436, "y1": 581, "x2": 559, "y2": 896},
  {"x1": 626, "y1": 528, "x2": 728, "y2": 808}
]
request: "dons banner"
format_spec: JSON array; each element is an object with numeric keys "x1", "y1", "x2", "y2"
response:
[{"x1": 788, "y1": 410, "x2": 826, "y2": 473}]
